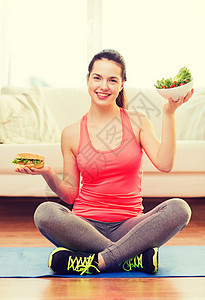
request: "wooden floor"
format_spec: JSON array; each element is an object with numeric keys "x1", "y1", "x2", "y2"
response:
[{"x1": 0, "y1": 197, "x2": 205, "y2": 300}]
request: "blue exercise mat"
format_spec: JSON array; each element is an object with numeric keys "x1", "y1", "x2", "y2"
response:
[{"x1": 0, "y1": 246, "x2": 204, "y2": 278}]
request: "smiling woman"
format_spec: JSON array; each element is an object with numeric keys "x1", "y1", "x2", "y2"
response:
[
  {"x1": 88, "y1": 60, "x2": 123, "y2": 107},
  {"x1": 87, "y1": 49, "x2": 128, "y2": 108},
  {"x1": 14, "y1": 48, "x2": 193, "y2": 277}
]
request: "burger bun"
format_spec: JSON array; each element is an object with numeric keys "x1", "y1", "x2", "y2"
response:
[
  {"x1": 16, "y1": 161, "x2": 45, "y2": 169},
  {"x1": 16, "y1": 153, "x2": 44, "y2": 161},
  {"x1": 14, "y1": 153, "x2": 45, "y2": 169}
]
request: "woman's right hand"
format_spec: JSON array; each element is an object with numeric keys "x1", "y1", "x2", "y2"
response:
[{"x1": 15, "y1": 165, "x2": 51, "y2": 176}]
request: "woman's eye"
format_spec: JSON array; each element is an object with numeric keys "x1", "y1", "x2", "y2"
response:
[
  {"x1": 94, "y1": 76, "x2": 100, "y2": 80},
  {"x1": 110, "y1": 79, "x2": 117, "y2": 83}
]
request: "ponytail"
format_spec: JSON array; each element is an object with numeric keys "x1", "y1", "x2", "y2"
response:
[{"x1": 116, "y1": 88, "x2": 128, "y2": 109}]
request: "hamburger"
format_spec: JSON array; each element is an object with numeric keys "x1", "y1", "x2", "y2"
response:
[{"x1": 12, "y1": 153, "x2": 44, "y2": 169}]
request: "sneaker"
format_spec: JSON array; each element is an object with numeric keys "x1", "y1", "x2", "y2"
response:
[
  {"x1": 48, "y1": 247, "x2": 100, "y2": 276},
  {"x1": 120, "y1": 247, "x2": 159, "y2": 274}
]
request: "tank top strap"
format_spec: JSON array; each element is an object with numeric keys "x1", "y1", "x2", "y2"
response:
[
  {"x1": 120, "y1": 108, "x2": 138, "y2": 142},
  {"x1": 77, "y1": 113, "x2": 90, "y2": 155}
]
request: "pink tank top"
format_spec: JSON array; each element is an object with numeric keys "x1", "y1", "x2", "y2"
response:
[{"x1": 72, "y1": 108, "x2": 144, "y2": 222}]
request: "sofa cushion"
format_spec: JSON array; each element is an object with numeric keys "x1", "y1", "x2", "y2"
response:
[
  {"x1": 0, "y1": 86, "x2": 60, "y2": 143},
  {"x1": 1, "y1": 86, "x2": 91, "y2": 132},
  {"x1": 175, "y1": 88, "x2": 205, "y2": 140}
]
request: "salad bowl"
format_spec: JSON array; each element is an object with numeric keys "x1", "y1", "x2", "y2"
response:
[{"x1": 156, "y1": 80, "x2": 193, "y2": 101}]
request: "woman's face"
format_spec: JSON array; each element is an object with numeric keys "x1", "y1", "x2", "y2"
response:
[{"x1": 87, "y1": 58, "x2": 124, "y2": 107}]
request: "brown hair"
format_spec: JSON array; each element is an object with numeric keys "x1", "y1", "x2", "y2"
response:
[{"x1": 88, "y1": 49, "x2": 128, "y2": 109}]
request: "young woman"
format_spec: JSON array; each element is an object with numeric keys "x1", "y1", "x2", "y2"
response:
[{"x1": 16, "y1": 49, "x2": 193, "y2": 275}]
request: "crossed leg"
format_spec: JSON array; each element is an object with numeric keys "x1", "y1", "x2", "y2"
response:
[{"x1": 34, "y1": 198, "x2": 191, "y2": 270}]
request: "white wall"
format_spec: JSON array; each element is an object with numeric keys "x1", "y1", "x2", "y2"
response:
[{"x1": 1, "y1": 0, "x2": 205, "y2": 88}]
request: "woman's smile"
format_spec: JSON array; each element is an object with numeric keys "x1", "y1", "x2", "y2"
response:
[{"x1": 96, "y1": 92, "x2": 111, "y2": 99}]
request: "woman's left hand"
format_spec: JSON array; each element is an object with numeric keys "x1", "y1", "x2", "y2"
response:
[{"x1": 163, "y1": 88, "x2": 194, "y2": 115}]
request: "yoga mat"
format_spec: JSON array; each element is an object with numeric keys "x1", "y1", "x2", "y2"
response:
[{"x1": 0, "y1": 246, "x2": 204, "y2": 278}]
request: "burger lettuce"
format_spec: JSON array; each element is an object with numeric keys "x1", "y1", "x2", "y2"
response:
[{"x1": 12, "y1": 158, "x2": 42, "y2": 165}]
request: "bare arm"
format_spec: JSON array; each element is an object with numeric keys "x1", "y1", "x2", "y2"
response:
[
  {"x1": 15, "y1": 125, "x2": 80, "y2": 204},
  {"x1": 140, "y1": 90, "x2": 194, "y2": 172}
]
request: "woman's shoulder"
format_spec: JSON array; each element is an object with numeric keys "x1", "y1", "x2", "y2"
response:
[
  {"x1": 61, "y1": 119, "x2": 82, "y2": 155},
  {"x1": 125, "y1": 108, "x2": 147, "y2": 118},
  {"x1": 62, "y1": 119, "x2": 81, "y2": 137},
  {"x1": 125, "y1": 108, "x2": 149, "y2": 129}
]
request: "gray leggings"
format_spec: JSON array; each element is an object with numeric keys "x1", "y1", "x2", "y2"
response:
[{"x1": 34, "y1": 198, "x2": 191, "y2": 268}]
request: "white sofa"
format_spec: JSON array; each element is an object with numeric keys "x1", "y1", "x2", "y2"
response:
[{"x1": 0, "y1": 85, "x2": 205, "y2": 198}]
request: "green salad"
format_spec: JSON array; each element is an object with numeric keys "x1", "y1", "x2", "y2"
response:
[{"x1": 155, "y1": 67, "x2": 192, "y2": 89}]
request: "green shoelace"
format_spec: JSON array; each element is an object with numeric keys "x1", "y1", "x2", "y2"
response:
[
  {"x1": 121, "y1": 254, "x2": 143, "y2": 271},
  {"x1": 67, "y1": 254, "x2": 100, "y2": 275}
]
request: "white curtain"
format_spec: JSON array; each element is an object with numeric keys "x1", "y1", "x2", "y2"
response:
[
  {"x1": 87, "y1": 0, "x2": 102, "y2": 63},
  {"x1": 0, "y1": 0, "x2": 10, "y2": 86}
]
